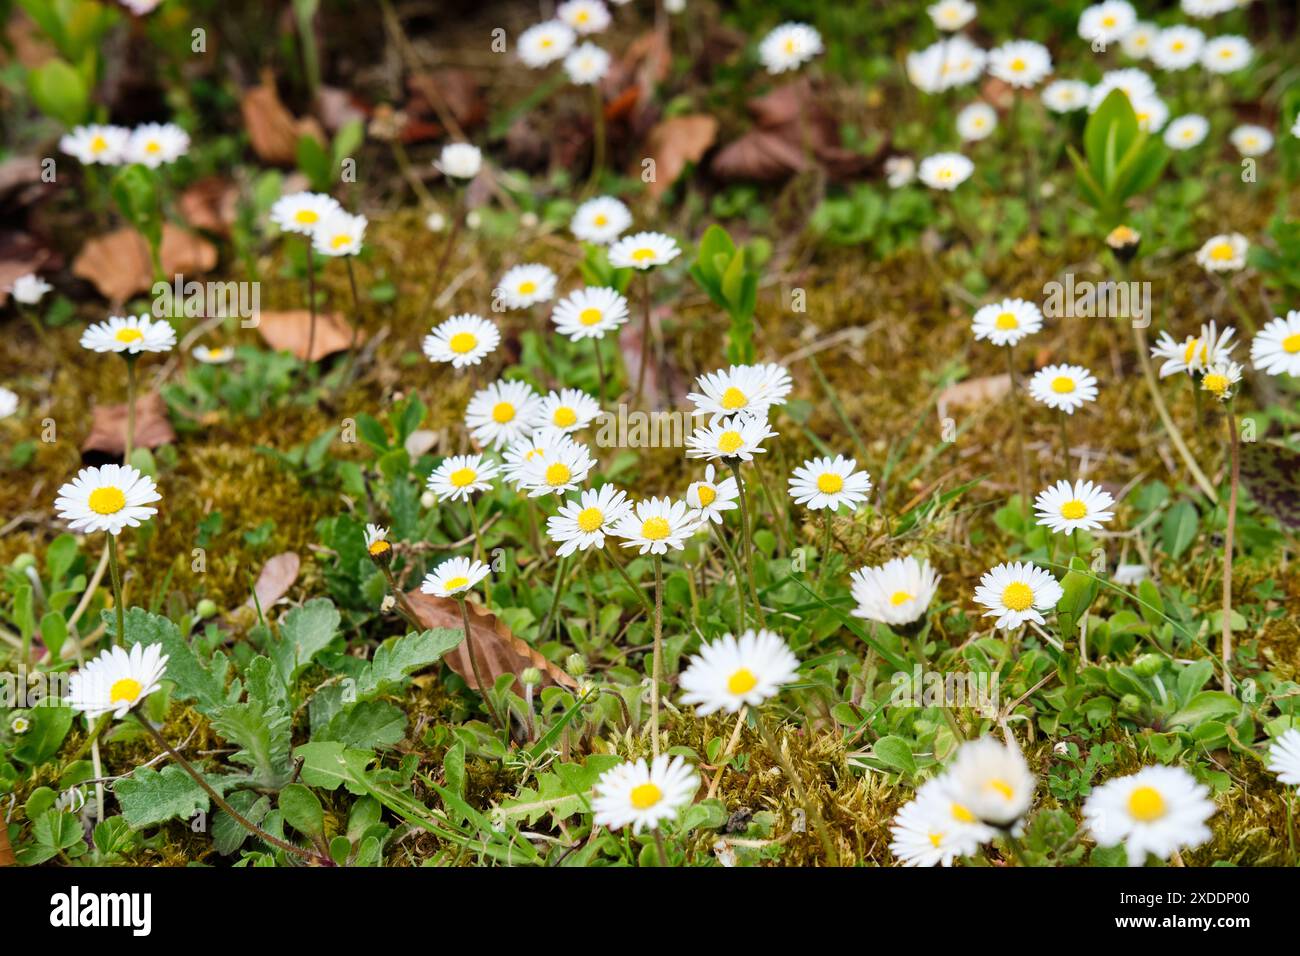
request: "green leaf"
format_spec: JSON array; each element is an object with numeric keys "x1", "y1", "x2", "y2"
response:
[
  {"x1": 872, "y1": 735, "x2": 916, "y2": 775},
  {"x1": 1161, "y1": 500, "x2": 1199, "y2": 559},
  {"x1": 1168, "y1": 691, "x2": 1241, "y2": 729},
  {"x1": 322, "y1": 699, "x2": 407, "y2": 749},
  {"x1": 210, "y1": 699, "x2": 293, "y2": 788},
  {"x1": 352, "y1": 628, "x2": 463, "y2": 701},
  {"x1": 115, "y1": 764, "x2": 231, "y2": 829},
  {"x1": 109, "y1": 164, "x2": 163, "y2": 252},
  {"x1": 12, "y1": 705, "x2": 73, "y2": 766},
  {"x1": 27, "y1": 58, "x2": 90, "y2": 126},
  {"x1": 294, "y1": 741, "x2": 376, "y2": 795},
  {"x1": 36, "y1": 809, "x2": 85, "y2": 851},
  {"x1": 272, "y1": 598, "x2": 341, "y2": 687},
  {"x1": 496, "y1": 755, "x2": 621, "y2": 826},
  {"x1": 278, "y1": 784, "x2": 325, "y2": 838}
]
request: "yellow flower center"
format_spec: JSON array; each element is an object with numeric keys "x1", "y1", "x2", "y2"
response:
[
  {"x1": 1051, "y1": 376, "x2": 1075, "y2": 394},
  {"x1": 518, "y1": 280, "x2": 537, "y2": 296},
  {"x1": 631, "y1": 247, "x2": 656, "y2": 263},
  {"x1": 1210, "y1": 243, "x2": 1235, "y2": 261},
  {"x1": 641, "y1": 516, "x2": 670, "y2": 540},
  {"x1": 890, "y1": 590, "x2": 914, "y2": 606},
  {"x1": 1102, "y1": 14, "x2": 1116, "y2": 26},
  {"x1": 576, "y1": 10, "x2": 589, "y2": 22},
  {"x1": 1183, "y1": 338, "x2": 1204, "y2": 364},
  {"x1": 593, "y1": 214, "x2": 608, "y2": 226},
  {"x1": 115, "y1": 328, "x2": 144, "y2": 344},
  {"x1": 721, "y1": 386, "x2": 748, "y2": 410},
  {"x1": 696, "y1": 484, "x2": 716, "y2": 507},
  {"x1": 553, "y1": 407, "x2": 578, "y2": 428},
  {"x1": 950, "y1": 801, "x2": 976, "y2": 823},
  {"x1": 90, "y1": 135, "x2": 108, "y2": 153},
  {"x1": 295, "y1": 209, "x2": 319, "y2": 225},
  {"x1": 449, "y1": 467, "x2": 478, "y2": 487},
  {"x1": 444, "y1": 575, "x2": 469, "y2": 591},
  {"x1": 995, "y1": 312, "x2": 1019, "y2": 330},
  {"x1": 449, "y1": 332, "x2": 478, "y2": 354},
  {"x1": 88, "y1": 487, "x2": 127, "y2": 515},
  {"x1": 1171, "y1": 40, "x2": 1185, "y2": 52},
  {"x1": 540, "y1": 37, "x2": 554, "y2": 49},
  {"x1": 1010, "y1": 57, "x2": 1026, "y2": 72},
  {"x1": 545, "y1": 463, "x2": 572, "y2": 486},
  {"x1": 330, "y1": 233, "x2": 351, "y2": 250},
  {"x1": 1219, "y1": 48, "x2": 1233, "y2": 58},
  {"x1": 816, "y1": 473, "x2": 844, "y2": 494},
  {"x1": 1060, "y1": 499, "x2": 1087, "y2": 520},
  {"x1": 988, "y1": 779, "x2": 1015, "y2": 801},
  {"x1": 145, "y1": 140, "x2": 162, "y2": 154},
  {"x1": 1001, "y1": 581, "x2": 1034, "y2": 611},
  {"x1": 208, "y1": 348, "x2": 227, "y2": 360},
  {"x1": 928, "y1": 831, "x2": 944, "y2": 847},
  {"x1": 727, "y1": 668, "x2": 758, "y2": 695},
  {"x1": 938, "y1": 167, "x2": 953, "y2": 180},
  {"x1": 578, "y1": 307, "x2": 603, "y2": 326},
  {"x1": 368, "y1": 540, "x2": 391, "y2": 556},
  {"x1": 1281, "y1": 334, "x2": 1300, "y2": 354},
  {"x1": 109, "y1": 677, "x2": 143, "y2": 705},
  {"x1": 629, "y1": 782, "x2": 662, "y2": 809},
  {"x1": 717, "y1": 430, "x2": 744, "y2": 454},
  {"x1": 577, "y1": 507, "x2": 604, "y2": 532},
  {"x1": 1202, "y1": 373, "x2": 1228, "y2": 396},
  {"x1": 492, "y1": 402, "x2": 516, "y2": 423},
  {"x1": 1127, "y1": 785, "x2": 1166, "y2": 822}
]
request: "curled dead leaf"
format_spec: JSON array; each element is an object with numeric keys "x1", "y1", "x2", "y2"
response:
[
  {"x1": 403, "y1": 590, "x2": 577, "y2": 694},
  {"x1": 178, "y1": 176, "x2": 239, "y2": 237},
  {"x1": 72, "y1": 225, "x2": 218, "y2": 304},
  {"x1": 255, "y1": 310, "x2": 362, "y2": 362},
  {"x1": 247, "y1": 551, "x2": 301, "y2": 609},
  {"x1": 936, "y1": 374, "x2": 1011, "y2": 418},
  {"x1": 241, "y1": 70, "x2": 325, "y2": 166},
  {"x1": 641, "y1": 114, "x2": 717, "y2": 200},
  {"x1": 81, "y1": 392, "x2": 176, "y2": 458}
]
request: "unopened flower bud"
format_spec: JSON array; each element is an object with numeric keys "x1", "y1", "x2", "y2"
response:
[
  {"x1": 1133, "y1": 653, "x2": 1163, "y2": 678},
  {"x1": 565, "y1": 653, "x2": 587, "y2": 676},
  {"x1": 195, "y1": 598, "x2": 218, "y2": 620},
  {"x1": 521, "y1": 667, "x2": 543, "y2": 688}
]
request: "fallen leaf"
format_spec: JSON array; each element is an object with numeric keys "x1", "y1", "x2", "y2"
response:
[
  {"x1": 255, "y1": 309, "x2": 362, "y2": 362},
  {"x1": 1241, "y1": 443, "x2": 1300, "y2": 530},
  {"x1": 0, "y1": 156, "x2": 46, "y2": 203},
  {"x1": 406, "y1": 69, "x2": 487, "y2": 138},
  {"x1": 937, "y1": 374, "x2": 1011, "y2": 416},
  {"x1": 178, "y1": 176, "x2": 239, "y2": 237},
  {"x1": 241, "y1": 70, "x2": 325, "y2": 166},
  {"x1": 81, "y1": 392, "x2": 176, "y2": 457},
  {"x1": 641, "y1": 114, "x2": 717, "y2": 200},
  {"x1": 314, "y1": 85, "x2": 368, "y2": 134},
  {"x1": 247, "y1": 552, "x2": 301, "y2": 609},
  {"x1": 72, "y1": 224, "x2": 218, "y2": 304},
  {"x1": 0, "y1": 825, "x2": 14, "y2": 867},
  {"x1": 404, "y1": 590, "x2": 577, "y2": 693},
  {"x1": 0, "y1": 231, "x2": 54, "y2": 306}
]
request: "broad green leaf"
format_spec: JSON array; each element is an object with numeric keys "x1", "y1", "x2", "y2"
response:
[
  {"x1": 115, "y1": 764, "x2": 231, "y2": 829},
  {"x1": 272, "y1": 597, "x2": 341, "y2": 687},
  {"x1": 872, "y1": 735, "x2": 916, "y2": 775},
  {"x1": 278, "y1": 784, "x2": 325, "y2": 838},
  {"x1": 352, "y1": 627, "x2": 462, "y2": 701}
]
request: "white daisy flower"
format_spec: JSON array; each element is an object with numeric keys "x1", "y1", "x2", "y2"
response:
[
  {"x1": 1199, "y1": 359, "x2": 1243, "y2": 402},
  {"x1": 423, "y1": 313, "x2": 501, "y2": 368},
  {"x1": 685, "y1": 464, "x2": 739, "y2": 525},
  {"x1": 570, "y1": 196, "x2": 632, "y2": 244},
  {"x1": 9, "y1": 715, "x2": 29, "y2": 734},
  {"x1": 125, "y1": 122, "x2": 190, "y2": 167},
  {"x1": 1034, "y1": 479, "x2": 1116, "y2": 535},
  {"x1": 1131, "y1": 96, "x2": 1168, "y2": 133},
  {"x1": 942, "y1": 737, "x2": 1037, "y2": 827},
  {"x1": 1120, "y1": 21, "x2": 1158, "y2": 59},
  {"x1": 66, "y1": 643, "x2": 169, "y2": 721},
  {"x1": 973, "y1": 561, "x2": 1064, "y2": 630},
  {"x1": 1027, "y1": 363, "x2": 1099, "y2": 414},
  {"x1": 426, "y1": 453, "x2": 499, "y2": 503},
  {"x1": 465, "y1": 380, "x2": 543, "y2": 449},
  {"x1": 537, "y1": 388, "x2": 602, "y2": 434},
  {"x1": 192, "y1": 345, "x2": 235, "y2": 365},
  {"x1": 988, "y1": 40, "x2": 1052, "y2": 88},
  {"x1": 685, "y1": 414, "x2": 778, "y2": 462},
  {"x1": 1181, "y1": 0, "x2": 1235, "y2": 17},
  {"x1": 80, "y1": 314, "x2": 176, "y2": 354},
  {"x1": 971, "y1": 298, "x2": 1042, "y2": 347},
  {"x1": 678, "y1": 629, "x2": 801, "y2": 715},
  {"x1": 956, "y1": 102, "x2": 998, "y2": 142},
  {"x1": 1087, "y1": 68, "x2": 1157, "y2": 112},
  {"x1": 435, "y1": 142, "x2": 482, "y2": 180},
  {"x1": 1113, "y1": 563, "x2": 1149, "y2": 585},
  {"x1": 907, "y1": 37, "x2": 986, "y2": 93},
  {"x1": 850, "y1": 556, "x2": 940, "y2": 628},
  {"x1": 551, "y1": 286, "x2": 630, "y2": 341},
  {"x1": 1230, "y1": 124, "x2": 1273, "y2": 157},
  {"x1": 1042, "y1": 79, "x2": 1090, "y2": 113},
  {"x1": 556, "y1": 0, "x2": 611, "y2": 35},
  {"x1": 1083, "y1": 765, "x2": 1215, "y2": 865},
  {"x1": 1163, "y1": 114, "x2": 1209, "y2": 150},
  {"x1": 0, "y1": 387, "x2": 18, "y2": 420},
  {"x1": 885, "y1": 156, "x2": 917, "y2": 188},
  {"x1": 547, "y1": 485, "x2": 632, "y2": 557},
  {"x1": 687, "y1": 363, "x2": 791, "y2": 422},
  {"x1": 518, "y1": 20, "x2": 576, "y2": 68},
  {"x1": 890, "y1": 776, "x2": 996, "y2": 867},
  {"x1": 54, "y1": 464, "x2": 161, "y2": 536},
  {"x1": 59, "y1": 124, "x2": 129, "y2": 165},
  {"x1": 516, "y1": 437, "x2": 595, "y2": 498},
  {"x1": 608, "y1": 231, "x2": 680, "y2": 270},
  {"x1": 7, "y1": 273, "x2": 53, "y2": 305},
  {"x1": 270, "y1": 191, "x2": 342, "y2": 235},
  {"x1": 1195, "y1": 233, "x2": 1249, "y2": 272},
  {"x1": 917, "y1": 152, "x2": 974, "y2": 190},
  {"x1": 1150, "y1": 321, "x2": 1238, "y2": 377},
  {"x1": 611, "y1": 496, "x2": 699, "y2": 555},
  {"x1": 563, "y1": 42, "x2": 610, "y2": 84},
  {"x1": 1201, "y1": 35, "x2": 1251, "y2": 73},
  {"x1": 311, "y1": 210, "x2": 366, "y2": 257},
  {"x1": 928, "y1": 0, "x2": 976, "y2": 32},
  {"x1": 497, "y1": 264, "x2": 557, "y2": 310},
  {"x1": 364, "y1": 524, "x2": 391, "y2": 560},
  {"x1": 1150, "y1": 26, "x2": 1204, "y2": 71},
  {"x1": 1079, "y1": 1, "x2": 1137, "y2": 47},
  {"x1": 788, "y1": 455, "x2": 873, "y2": 512},
  {"x1": 1267, "y1": 729, "x2": 1300, "y2": 786},
  {"x1": 758, "y1": 22, "x2": 823, "y2": 74},
  {"x1": 420, "y1": 556, "x2": 491, "y2": 598},
  {"x1": 591, "y1": 755, "x2": 699, "y2": 833},
  {"x1": 1251, "y1": 311, "x2": 1300, "y2": 378}
]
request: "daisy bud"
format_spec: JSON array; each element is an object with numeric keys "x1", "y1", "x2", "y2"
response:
[
  {"x1": 420, "y1": 491, "x2": 437, "y2": 509},
  {"x1": 1119, "y1": 693, "x2": 1143, "y2": 716},
  {"x1": 565, "y1": 653, "x2": 588, "y2": 676},
  {"x1": 1132, "y1": 653, "x2": 1164, "y2": 678},
  {"x1": 1106, "y1": 225, "x2": 1141, "y2": 263},
  {"x1": 521, "y1": 667, "x2": 543, "y2": 688},
  {"x1": 195, "y1": 598, "x2": 217, "y2": 620},
  {"x1": 381, "y1": 595, "x2": 396, "y2": 613},
  {"x1": 12, "y1": 553, "x2": 36, "y2": 572}
]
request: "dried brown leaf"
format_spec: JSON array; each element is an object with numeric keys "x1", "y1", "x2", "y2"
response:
[
  {"x1": 936, "y1": 374, "x2": 1011, "y2": 415},
  {"x1": 642, "y1": 114, "x2": 717, "y2": 200},
  {"x1": 178, "y1": 176, "x2": 239, "y2": 237},
  {"x1": 255, "y1": 310, "x2": 362, "y2": 362},
  {"x1": 241, "y1": 71, "x2": 325, "y2": 166},
  {"x1": 248, "y1": 552, "x2": 301, "y2": 609},
  {"x1": 81, "y1": 392, "x2": 176, "y2": 457},
  {"x1": 72, "y1": 225, "x2": 217, "y2": 304}
]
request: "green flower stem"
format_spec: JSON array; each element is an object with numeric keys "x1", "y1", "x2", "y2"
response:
[
  {"x1": 467, "y1": 497, "x2": 486, "y2": 563},
  {"x1": 705, "y1": 704, "x2": 748, "y2": 800},
  {"x1": 754, "y1": 709, "x2": 839, "y2": 867},
  {"x1": 709, "y1": 522, "x2": 746, "y2": 632},
  {"x1": 586, "y1": 84, "x2": 606, "y2": 194},
  {"x1": 601, "y1": 546, "x2": 653, "y2": 613},
  {"x1": 380, "y1": 566, "x2": 425, "y2": 632},
  {"x1": 538, "y1": 554, "x2": 570, "y2": 643},
  {"x1": 1221, "y1": 407, "x2": 1239, "y2": 693},
  {"x1": 1006, "y1": 344, "x2": 1029, "y2": 521},
  {"x1": 634, "y1": 272, "x2": 653, "y2": 407},
  {"x1": 727, "y1": 459, "x2": 767, "y2": 627},
  {"x1": 107, "y1": 534, "x2": 125, "y2": 647},
  {"x1": 648, "y1": 555, "x2": 664, "y2": 758},
  {"x1": 1057, "y1": 408, "x2": 1072, "y2": 479},
  {"x1": 592, "y1": 335, "x2": 607, "y2": 403},
  {"x1": 429, "y1": 185, "x2": 464, "y2": 310},
  {"x1": 817, "y1": 509, "x2": 832, "y2": 587},
  {"x1": 133, "y1": 711, "x2": 326, "y2": 865},
  {"x1": 456, "y1": 594, "x2": 505, "y2": 733},
  {"x1": 304, "y1": 235, "x2": 318, "y2": 366},
  {"x1": 124, "y1": 354, "x2": 138, "y2": 461}
]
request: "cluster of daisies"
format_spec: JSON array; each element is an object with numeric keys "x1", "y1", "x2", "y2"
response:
[
  {"x1": 60, "y1": 121, "x2": 190, "y2": 169},
  {"x1": 889, "y1": 0, "x2": 1285, "y2": 192},
  {"x1": 269, "y1": 190, "x2": 368, "y2": 260}
]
